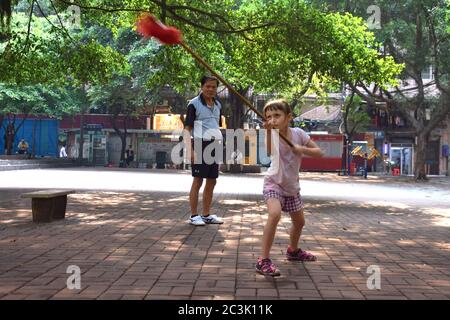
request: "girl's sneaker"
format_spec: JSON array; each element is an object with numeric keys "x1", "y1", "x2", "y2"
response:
[
  {"x1": 255, "y1": 257, "x2": 281, "y2": 276},
  {"x1": 286, "y1": 247, "x2": 317, "y2": 261}
]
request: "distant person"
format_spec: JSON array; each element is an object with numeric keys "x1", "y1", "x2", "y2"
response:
[
  {"x1": 3, "y1": 133, "x2": 7, "y2": 154},
  {"x1": 70, "y1": 145, "x2": 78, "y2": 159},
  {"x1": 228, "y1": 149, "x2": 244, "y2": 172},
  {"x1": 125, "y1": 145, "x2": 134, "y2": 167},
  {"x1": 17, "y1": 139, "x2": 29, "y2": 154},
  {"x1": 60, "y1": 145, "x2": 68, "y2": 158},
  {"x1": 4, "y1": 123, "x2": 14, "y2": 154},
  {"x1": 363, "y1": 153, "x2": 368, "y2": 179},
  {"x1": 177, "y1": 135, "x2": 185, "y2": 169}
]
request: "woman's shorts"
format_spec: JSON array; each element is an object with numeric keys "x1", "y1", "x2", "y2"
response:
[
  {"x1": 263, "y1": 189, "x2": 304, "y2": 213},
  {"x1": 191, "y1": 139, "x2": 219, "y2": 179}
]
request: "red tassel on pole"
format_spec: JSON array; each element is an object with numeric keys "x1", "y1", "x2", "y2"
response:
[{"x1": 136, "y1": 14, "x2": 182, "y2": 45}]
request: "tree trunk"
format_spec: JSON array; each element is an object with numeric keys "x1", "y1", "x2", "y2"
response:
[
  {"x1": 0, "y1": 0, "x2": 14, "y2": 34},
  {"x1": 0, "y1": 114, "x2": 3, "y2": 154},
  {"x1": 229, "y1": 87, "x2": 249, "y2": 129},
  {"x1": 414, "y1": 132, "x2": 429, "y2": 181},
  {"x1": 112, "y1": 114, "x2": 127, "y2": 167},
  {"x1": 342, "y1": 92, "x2": 355, "y2": 175},
  {"x1": 5, "y1": 116, "x2": 16, "y2": 155},
  {"x1": 120, "y1": 133, "x2": 126, "y2": 166},
  {"x1": 31, "y1": 117, "x2": 38, "y2": 158},
  {"x1": 78, "y1": 111, "x2": 85, "y2": 163},
  {"x1": 78, "y1": 84, "x2": 89, "y2": 164},
  {"x1": 5, "y1": 124, "x2": 14, "y2": 155},
  {"x1": 121, "y1": 117, "x2": 129, "y2": 165}
]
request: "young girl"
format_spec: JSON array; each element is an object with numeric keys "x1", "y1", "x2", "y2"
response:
[{"x1": 256, "y1": 99, "x2": 324, "y2": 277}]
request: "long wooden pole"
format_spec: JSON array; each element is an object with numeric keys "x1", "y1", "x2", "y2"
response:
[{"x1": 179, "y1": 41, "x2": 294, "y2": 147}]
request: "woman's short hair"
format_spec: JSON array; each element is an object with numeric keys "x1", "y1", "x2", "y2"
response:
[{"x1": 201, "y1": 75, "x2": 219, "y2": 87}]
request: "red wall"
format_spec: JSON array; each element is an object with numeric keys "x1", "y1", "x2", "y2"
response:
[
  {"x1": 301, "y1": 134, "x2": 344, "y2": 171},
  {"x1": 60, "y1": 114, "x2": 147, "y2": 130}
]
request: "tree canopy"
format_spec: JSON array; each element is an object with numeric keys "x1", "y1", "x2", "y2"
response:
[
  {"x1": 308, "y1": 0, "x2": 449, "y2": 180},
  {"x1": 1, "y1": 1, "x2": 403, "y2": 98}
]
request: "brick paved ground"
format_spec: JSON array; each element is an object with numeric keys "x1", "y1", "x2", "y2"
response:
[{"x1": 0, "y1": 180, "x2": 449, "y2": 300}]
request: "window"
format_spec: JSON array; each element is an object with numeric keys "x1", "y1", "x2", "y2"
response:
[{"x1": 421, "y1": 66, "x2": 433, "y2": 80}]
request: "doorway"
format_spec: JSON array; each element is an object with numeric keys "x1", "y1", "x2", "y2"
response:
[{"x1": 390, "y1": 144, "x2": 413, "y2": 175}]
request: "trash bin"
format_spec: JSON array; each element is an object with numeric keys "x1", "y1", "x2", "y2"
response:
[
  {"x1": 156, "y1": 151, "x2": 166, "y2": 169},
  {"x1": 350, "y1": 162, "x2": 356, "y2": 175}
]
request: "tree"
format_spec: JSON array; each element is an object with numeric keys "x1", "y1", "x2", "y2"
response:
[
  {"x1": 342, "y1": 94, "x2": 371, "y2": 142},
  {"x1": 86, "y1": 25, "x2": 160, "y2": 165},
  {"x1": 0, "y1": 83, "x2": 80, "y2": 154},
  {"x1": 0, "y1": 0, "x2": 18, "y2": 40},
  {"x1": 310, "y1": 0, "x2": 450, "y2": 180},
  {"x1": 89, "y1": 77, "x2": 136, "y2": 166},
  {"x1": 4, "y1": 1, "x2": 403, "y2": 139},
  {"x1": 1, "y1": 0, "x2": 130, "y2": 160},
  {"x1": 339, "y1": 92, "x2": 372, "y2": 173},
  {"x1": 0, "y1": 85, "x2": 44, "y2": 154},
  {"x1": 1, "y1": 0, "x2": 128, "y2": 86},
  {"x1": 139, "y1": 0, "x2": 402, "y2": 129}
]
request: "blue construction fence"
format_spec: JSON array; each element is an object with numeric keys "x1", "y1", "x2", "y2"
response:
[{"x1": 1, "y1": 118, "x2": 59, "y2": 157}]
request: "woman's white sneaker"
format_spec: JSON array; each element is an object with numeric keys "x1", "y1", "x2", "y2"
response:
[
  {"x1": 190, "y1": 215, "x2": 206, "y2": 226},
  {"x1": 202, "y1": 214, "x2": 223, "y2": 224}
]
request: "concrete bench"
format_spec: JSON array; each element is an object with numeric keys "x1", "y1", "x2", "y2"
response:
[{"x1": 21, "y1": 190, "x2": 75, "y2": 222}]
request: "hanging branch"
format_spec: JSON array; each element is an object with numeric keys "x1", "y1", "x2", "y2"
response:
[
  {"x1": 33, "y1": 0, "x2": 76, "y2": 44},
  {"x1": 23, "y1": 0, "x2": 36, "y2": 52},
  {"x1": 57, "y1": 0, "x2": 274, "y2": 37},
  {"x1": 47, "y1": 0, "x2": 76, "y2": 42}
]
